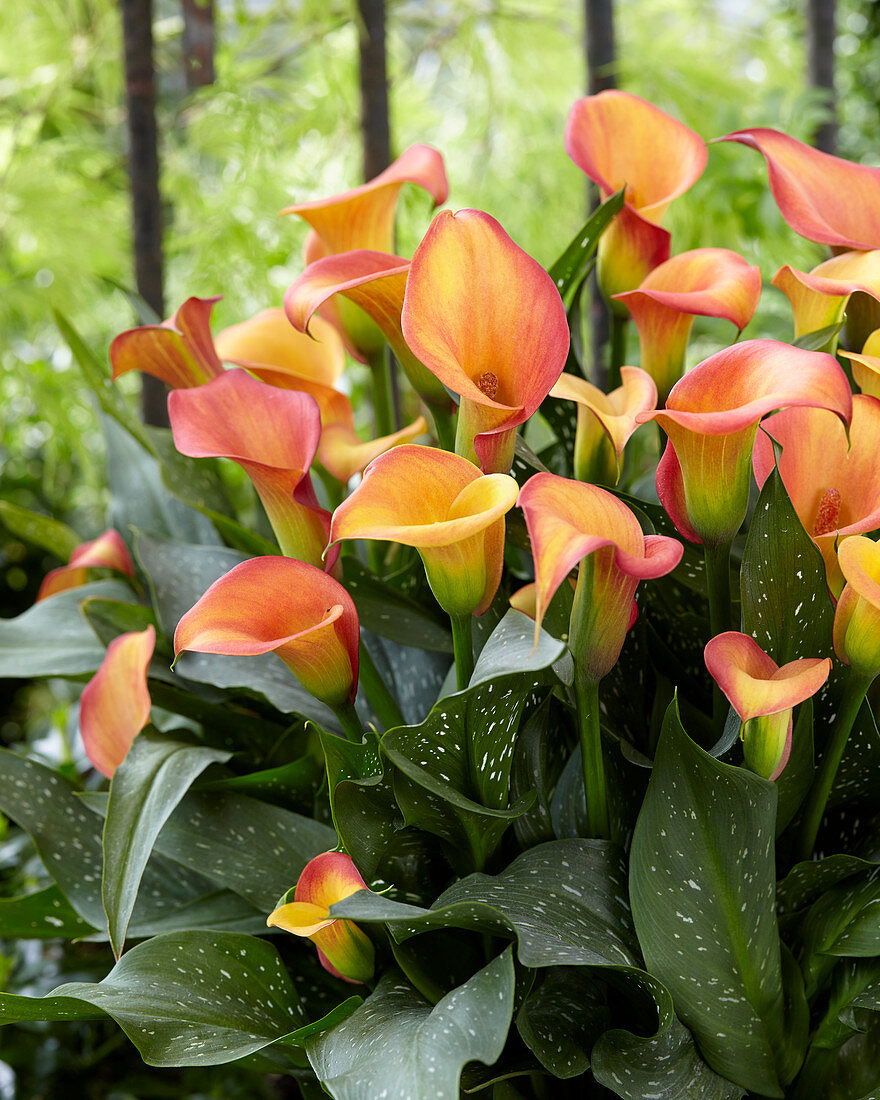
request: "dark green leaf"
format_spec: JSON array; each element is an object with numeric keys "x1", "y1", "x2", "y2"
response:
[
  {"x1": 0, "y1": 579, "x2": 133, "y2": 678},
  {"x1": 511, "y1": 699, "x2": 567, "y2": 849},
  {"x1": 793, "y1": 322, "x2": 845, "y2": 352},
  {"x1": 102, "y1": 731, "x2": 230, "y2": 956},
  {"x1": 741, "y1": 467, "x2": 835, "y2": 664},
  {"x1": 470, "y1": 609, "x2": 568, "y2": 688},
  {"x1": 630, "y1": 699, "x2": 791, "y2": 1096},
  {"x1": 80, "y1": 596, "x2": 157, "y2": 648},
  {"x1": 777, "y1": 854, "x2": 880, "y2": 917},
  {"x1": 548, "y1": 188, "x2": 626, "y2": 310},
  {"x1": 333, "y1": 838, "x2": 639, "y2": 968},
  {"x1": 516, "y1": 966, "x2": 609, "y2": 1078},
  {"x1": 800, "y1": 869, "x2": 880, "y2": 986},
  {"x1": 0, "y1": 884, "x2": 94, "y2": 939},
  {"x1": 305, "y1": 952, "x2": 515, "y2": 1099},
  {"x1": 0, "y1": 500, "x2": 79, "y2": 558},
  {"x1": 342, "y1": 557, "x2": 452, "y2": 653}
]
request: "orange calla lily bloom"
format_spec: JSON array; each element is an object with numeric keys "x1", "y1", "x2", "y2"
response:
[
  {"x1": 401, "y1": 209, "x2": 569, "y2": 473},
  {"x1": 266, "y1": 852, "x2": 374, "y2": 984},
  {"x1": 640, "y1": 340, "x2": 853, "y2": 548},
  {"x1": 753, "y1": 395, "x2": 880, "y2": 595},
  {"x1": 772, "y1": 251, "x2": 880, "y2": 345},
  {"x1": 37, "y1": 529, "x2": 135, "y2": 602},
  {"x1": 110, "y1": 296, "x2": 225, "y2": 389},
  {"x1": 517, "y1": 473, "x2": 682, "y2": 684},
  {"x1": 704, "y1": 631, "x2": 830, "y2": 780},
  {"x1": 174, "y1": 556, "x2": 359, "y2": 711},
  {"x1": 565, "y1": 91, "x2": 707, "y2": 304},
  {"x1": 548, "y1": 366, "x2": 657, "y2": 485},
  {"x1": 330, "y1": 445, "x2": 519, "y2": 618},
  {"x1": 318, "y1": 416, "x2": 428, "y2": 484},
  {"x1": 718, "y1": 128, "x2": 880, "y2": 251},
  {"x1": 613, "y1": 248, "x2": 762, "y2": 403},
  {"x1": 833, "y1": 536, "x2": 880, "y2": 682},
  {"x1": 281, "y1": 144, "x2": 448, "y2": 256},
  {"x1": 840, "y1": 327, "x2": 880, "y2": 399},
  {"x1": 285, "y1": 250, "x2": 451, "y2": 410},
  {"x1": 79, "y1": 626, "x2": 155, "y2": 778},
  {"x1": 167, "y1": 370, "x2": 334, "y2": 570}
]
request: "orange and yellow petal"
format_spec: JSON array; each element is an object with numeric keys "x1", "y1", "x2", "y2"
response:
[
  {"x1": 110, "y1": 296, "x2": 225, "y2": 388},
  {"x1": 37, "y1": 529, "x2": 135, "y2": 602}
]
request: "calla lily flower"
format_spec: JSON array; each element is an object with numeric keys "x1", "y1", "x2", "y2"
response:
[
  {"x1": 718, "y1": 128, "x2": 880, "y2": 250},
  {"x1": 319, "y1": 416, "x2": 428, "y2": 484},
  {"x1": 37, "y1": 529, "x2": 135, "y2": 602},
  {"x1": 753, "y1": 395, "x2": 880, "y2": 595},
  {"x1": 704, "y1": 631, "x2": 830, "y2": 780},
  {"x1": 833, "y1": 536, "x2": 880, "y2": 681},
  {"x1": 613, "y1": 248, "x2": 762, "y2": 402},
  {"x1": 266, "y1": 852, "x2": 374, "y2": 984},
  {"x1": 167, "y1": 370, "x2": 334, "y2": 570},
  {"x1": 548, "y1": 366, "x2": 657, "y2": 484},
  {"x1": 517, "y1": 473, "x2": 682, "y2": 684},
  {"x1": 285, "y1": 250, "x2": 451, "y2": 409},
  {"x1": 214, "y1": 307, "x2": 351, "y2": 427},
  {"x1": 110, "y1": 296, "x2": 225, "y2": 389},
  {"x1": 640, "y1": 340, "x2": 852, "y2": 548},
  {"x1": 840, "y1": 327, "x2": 880, "y2": 399},
  {"x1": 281, "y1": 144, "x2": 448, "y2": 256},
  {"x1": 772, "y1": 251, "x2": 880, "y2": 345},
  {"x1": 330, "y1": 445, "x2": 519, "y2": 618},
  {"x1": 79, "y1": 626, "x2": 155, "y2": 778},
  {"x1": 174, "y1": 556, "x2": 359, "y2": 710},
  {"x1": 401, "y1": 209, "x2": 569, "y2": 472},
  {"x1": 565, "y1": 91, "x2": 707, "y2": 303}
]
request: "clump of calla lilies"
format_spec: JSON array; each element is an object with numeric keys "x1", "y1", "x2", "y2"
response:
[{"x1": 5, "y1": 91, "x2": 880, "y2": 1100}]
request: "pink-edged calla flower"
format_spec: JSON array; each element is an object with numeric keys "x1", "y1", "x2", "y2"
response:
[
  {"x1": 37, "y1": 529, "x2": 135, "y2": 602},
  {"x1": 281, "y1": 144, "x2": 448, "y2": 256},
  {"x1": 79, "y1": 626, "x2": 155, "y2": 778},
  {"x1": 640, "y1": 340, "x2": 853, "y2": 548},
  {"x1": 718, "y1": 128, "x2": 880, "y2": 251},
  {"x1": 266, "y1": 852, "x2": 374, "y2": 984},
  {"x1": 214, "y1": 307, "x2": 352, "y2": 427},
  {"x1": 110, "y1": 296, "x2": 225, "y2": 389},
  {"x1": 840, "y1": 327, "x2": 880, "y2": 399},
  {"x1": 565, "y1": 91, "x2": 707, "y2": 304},
  {"x1": 401, "y1": 209, "x2": 570, "y2": 473},
  {"x1": 174, "y1": 556, "x2": 359, "y2": 709},
  {"x1": 833, "y1": 536, "x2": 880, "y2": 681},
  {"x1": 549, "y1": 366, "x2": 657, "y2": 485},
  {"x1": 705, "y1": 631, "x2": 831, "y2": 780},
  {"x1": 753, "y1": 395, "x2": 880, "y2": 595},
  {"x1": 285, "y1": 250, "x2": 452, "y2": 409},
  {"x1": 772, "y1": 251, "x2": 880, "y2": 345},
  {"x1": 518, "y1": 473, "x2": 682, "y2": 684},
  {"x1": 613, "y1": 248, "x2": 762, "y2": 403},
  {"x1": 330, "y1": 445, "x2": 519, "y2": 618},
  {"x1": 167, "y1": 370, "x2": 335, "y2": 570}
]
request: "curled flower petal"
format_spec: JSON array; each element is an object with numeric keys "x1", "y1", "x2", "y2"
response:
[
  {"x1": 718, "y1": 127, "x2": 880, "y2": 250},
  {"x1": 80, "y1": 626, "x2": 155, "y2": 778},
  {"x1": 772, "y1": 251, "x2": 880, "y2": 342},
  {"x1": 331, "y1": 445, "x2": 518, "y2": 617},
  {"x1": 833, "y1": 536, "x2": 880, "y2": 681},
  {"x1": 549, "y1": 366, "x2": 657, "y2": 484},
  {"x1": 402, "y1": 209, "x2": 569, "y2": 471},
  {"x1": 174, "y1": 556, "x2": 359, "y2": 708},
  {"x1": 753, "y1": 395, "x2": 880, "y2": 593},
  {"x1": 281, "y1": 143, "x2": 448, "y2": 255},
  {"x1": 614, "y1": 248, "x2": 761, "y2": 402},
  {"x1": 318, "y1": 416, "x2": 428, "y2": 484},
  {"x1": 38, "y1": 529, "x2": 134, "y2": 602},
  {"x1": 168, "y1": 370, "x2": 333, "y2": 569},
  {"x1": 840, "y1": 327, "x2": 880, "y2": 399},
  {"x1": 110, "y1": 296, "x2": 224, "y2": 388}
]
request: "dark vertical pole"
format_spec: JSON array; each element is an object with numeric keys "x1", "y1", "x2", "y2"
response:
[
  {"x1": 356, "y1": 0, "x2": 392, "y2": 183},
  {"x1": 807, "y1": 0, "x2": 837, "y2": 154},
  {"x1": 121, "y1": 0, "x2": 169, "y2": 427},
  {"x1": 182, "y1": 0, "x2": 215, "y2": 90},
  {"x1": 585, "y1": 0, "x2": 616, "y2": 388}
]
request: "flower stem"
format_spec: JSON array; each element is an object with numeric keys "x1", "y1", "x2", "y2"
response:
[
  {"x1": 332, "y1": 700, "x2": 366, "y2": 743},
  {"x1": 431, "y1": 403, "x2": 457, "y2": 452},
  {"x1": 796, "y1": 670, "x2": 872, "y2": 861},
  {"x1": 358, "y1": 641, "x2": 406, "y2": 731},
  {"x1": 451, "y1": 614, "x2": 474, "y2": 691},
  {"x1": 575, "y1": 672, "x2": 609, "y2": 840},
  {"x1": 367, "y1": 348, "x2": 395, "y2": 437},
  {"x1": 608, "y1": 313, "x2": 628, "y2": 391},
  {"x1": 704, "y1": 540, "x2": 732, "y2": 730}
]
